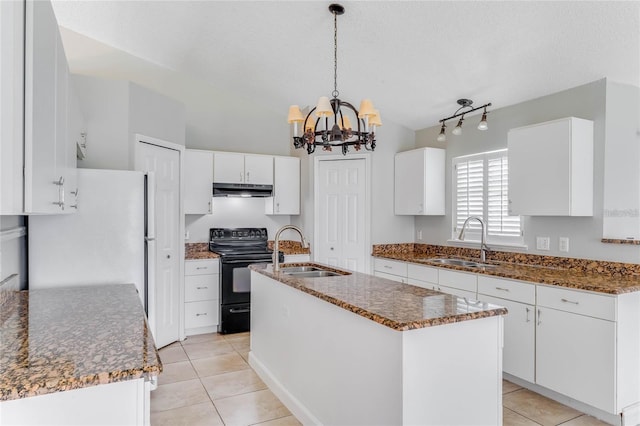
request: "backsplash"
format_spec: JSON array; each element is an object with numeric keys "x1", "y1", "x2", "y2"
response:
[{"x1": 371, "y1": 243, "x2": 640, "y2": 277}]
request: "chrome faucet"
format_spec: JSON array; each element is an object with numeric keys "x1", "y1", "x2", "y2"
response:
[
  {"x1": 458, "y1": 216, "x2": 490, "y2": 263},
  {"x1": 273, "y1": 225, "x2": 309, "y2": 272}
]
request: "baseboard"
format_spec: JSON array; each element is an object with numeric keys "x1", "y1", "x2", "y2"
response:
[
  {"x1": 248, "y1": 351, "x2": 322, "y2": 426},
  {"x1": 504, "y1": 373, "x2": 622, "y2": 426},
  {"x1": 622, "y1": 403, "x2": 640, "y2": 426}
]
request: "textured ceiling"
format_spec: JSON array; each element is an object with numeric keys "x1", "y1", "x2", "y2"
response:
[{"x1": 51, "y1": 1, "x2": 640, "y2": 131}]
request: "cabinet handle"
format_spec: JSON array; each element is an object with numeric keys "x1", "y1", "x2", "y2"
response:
[
  {"x1": 71, "y1": 188, "x2": 78, "y2": 196},
  {"x1": 195, "y1": 313, "x2": 208, "y2": 317},
  {"x1": 53, "y1": 176, "x2": 64, "y2": 186},
  {"x1": 525, "y1": 307, "x2": 531, "y2": 322},
  {"x1": 246, "y1": 171, "x2": 250, "y2": 182},
  {"x1": 561, "y1": 298, "x2": 579, "y2": 305},
  {"x1": 537, "y1": 309, "x2": 542, "y2": 325},
  {"x1": 240, "y1": 172, "x2": 244, "y2": 182},
  {"x1": 70, "y1": 204, "x2": 78, "y2": 209},
  {"x1": 196, "y1": 286, "x2": 208, "y2": 290},
  {"x1": 383, "y1": 265, "x2": 392, "y2": 269},
  {"x1": 208, "y1": 201, "x2": 212, "y2": 214},
  {"x1": 495, "y1": 287, "x2": 510, "y2": 292},
  {"x1": 196, "y1": 267, "x2": 208, "y2": 270},
  {"x1": 276, "y1": 202, "x2": 280, "y2": 213}
]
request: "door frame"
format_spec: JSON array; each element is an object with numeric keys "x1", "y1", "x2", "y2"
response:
[
  {"x1": 133, "y1": 134, "x2": 186, "y2": 342},
  {"x1": 313, "y1": 154, "x2": 372, "y2": 273}
]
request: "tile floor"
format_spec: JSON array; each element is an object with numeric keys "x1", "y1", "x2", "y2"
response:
[{"x1": 153, "y1": 332, "x2": 609, "y2": 426}]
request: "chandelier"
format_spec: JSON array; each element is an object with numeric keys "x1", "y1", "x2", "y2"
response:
[
  {"x1": 287, "y1": 4, "x2": 381, "y2": 156},
  {"x1": 437, "y1": 99, "x2": 491, "y2": 143}
]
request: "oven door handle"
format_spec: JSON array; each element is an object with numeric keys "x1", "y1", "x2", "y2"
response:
[
  {"x1": 222, "y1": 259, "x2": 271, "y2": 265},
  {"x1": 229, "y1": 308, "x2": 251, "y2": 314}
]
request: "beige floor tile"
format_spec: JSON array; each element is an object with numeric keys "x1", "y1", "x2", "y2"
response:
[
  {"x1": 223, "y1": 331, "x2": 250, "y2": 340},
  {"x1": 150, "y1": 379, "x2": 210, "y2": 412},
  {"x1": 503, "y1": 389, "x2": 583, "y2": 426},
  {"x1": 191, "y1": 352, "x2": 250, "y2": 377},
  {"x1": 226, "y1": 334, "x2": 250, "y2": 345},
  {"x1": 252, "y1": 415, "x2": 303, "y2": 426},
  {"x1": 158, "y1": 345, "x2": 189, "y2": 364},
  {"x1": 183, "y1": 340, "x2": 236, "y2": 360},
  {"x1": 182, "y1": 333, "x2": 227, "y2": 346},
  {"x1": 214, "y1": 389, "x2": 291, "y2": 426},
  {"x1": 559, "y1": 415, "x2": 611, "y2": 425},
  {"x1": 503, "y1": 379, "x2": 523, "y2": 394},
  {"x1": 158, "y1": 360, "x2": 198, "y2": 385},
  {"x1": 239, "y1": 350, "x2": 250, "y2": 362},
  {"x1": 201, "y1": 369, "x2": 267, "y2": 400},
  {"x1": 503, "y1": 407, "x2": 541, "y2": 426},
  {"x1": 151, "y1": 402, "x2": 224, "y2": 426},
  {"x1": 230, "y1": 341, "x2": 251, "y2": 352}
]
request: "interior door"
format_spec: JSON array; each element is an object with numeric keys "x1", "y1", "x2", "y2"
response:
[
  {"x1": 316, "y1": 158, "x2": 367, "y2": 272},
  {"x1": 135, "y1": 141, "x2": 181, "y2": 348}
]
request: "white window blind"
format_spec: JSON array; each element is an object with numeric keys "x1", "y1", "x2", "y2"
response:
[{"x1": 453, "y1": 150, "x2": 523, "y2": 245}]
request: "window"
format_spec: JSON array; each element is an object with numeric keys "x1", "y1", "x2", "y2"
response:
[{"x1": 453, "y1": 149, "x2": 523, "y2": 245}]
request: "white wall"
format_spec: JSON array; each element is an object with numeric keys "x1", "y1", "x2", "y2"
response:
[
  {"x1": 185, "y1": 198, "x2": 294, "y2": 243},
  {"x1": 415, "y1": 78, "x2": 640, "y2": 263}
]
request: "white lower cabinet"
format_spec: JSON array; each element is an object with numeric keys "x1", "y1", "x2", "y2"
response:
[
  {"x1": 184, "y1": 259, "x2": 220, "y2": 335},
  {"x1": 373, "y1": 258, "x2": 407, "y2": 283},
  {"x1": 536, "y1": 285, "x2": 617, "y2": 413}
]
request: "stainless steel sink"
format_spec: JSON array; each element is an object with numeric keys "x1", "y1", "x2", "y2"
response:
[
  {"x1": 425, "y1": 258, "x2": 497, "y2": 269},
  {"x1": 280, "y1": 266, "x2": 323, "y2": 273},
  {"x1": 285, "y1": 270, "x2": 342, "y2": 278}
]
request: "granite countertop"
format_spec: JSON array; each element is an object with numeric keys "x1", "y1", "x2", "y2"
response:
[
  {"x1": 250, "y1": 263, "x2": 507, "y2": 332},
  {"x1": 374, "y1": 252, "x2": 640, "y2": 295},
  {"x1": 0, "y1": 284, "x2": 162, "y2": 402},
  {"x1": 185, "y1": 242, "x2": 220, "y2": 260}
]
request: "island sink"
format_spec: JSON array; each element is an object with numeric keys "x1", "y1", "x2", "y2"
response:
[{"x1": 284, "y1": 270, "x2": 342, "y2": 278}]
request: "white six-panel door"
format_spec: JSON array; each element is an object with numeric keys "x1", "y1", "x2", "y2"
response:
[
  {"x1": 316, "y1": 158, "x2": 367, "y2": 272},
  {"x1": 135, "y1": 141, "x2": 181, "y2": 348}
]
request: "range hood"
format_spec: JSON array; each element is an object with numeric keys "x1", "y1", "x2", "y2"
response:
[{"x1": 213, "y1": 183, "x2": 273, "y2": 198}]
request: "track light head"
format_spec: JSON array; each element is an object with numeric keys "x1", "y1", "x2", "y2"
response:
[
  {"x1": 477, "y1": 108, "x2": 488, "y2": 131},
  {"x1": 437, "y1": 123, "x2": 446, "y2": 142},
  {"x1": 452, "y1": 117, "x2": 464, "y2": 136}
]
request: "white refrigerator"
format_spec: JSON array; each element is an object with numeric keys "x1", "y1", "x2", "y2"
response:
[{"x1": 28, "y1": 168, "x2": 156, "y2": 324}]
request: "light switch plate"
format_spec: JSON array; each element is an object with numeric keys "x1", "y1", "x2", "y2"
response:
[
  {"x1": 559, "y1": 237, "x2": 569, "y2": 252},
  {"x1": 536, "y1": 236, "x2": 550, "y2": 251}
]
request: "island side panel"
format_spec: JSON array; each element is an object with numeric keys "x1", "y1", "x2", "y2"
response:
[
  {"x1": 402, "y1": 315, "x2": 503, "y2": 425},
  {"x1": 250, "y1": 271, "x2": 403, "y2": 426}
]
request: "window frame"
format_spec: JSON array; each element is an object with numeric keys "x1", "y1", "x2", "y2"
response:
[{"x1": 452, "y1": 149, "x2": 524, "y2": 246}]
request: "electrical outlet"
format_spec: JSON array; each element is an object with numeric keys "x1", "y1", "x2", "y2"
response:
[
  {"x1": 559, "y1": 237, "x2": 569, "y2": 252},
  {"x1": 185, "y1": 231, "x2": 190, "y2": 240},
  {"x1": 417, "y1": 230, "x2": 423, "y2": 240},
  {"x1": 536, "y1": 236, "x2": 550, "y2": 251}
]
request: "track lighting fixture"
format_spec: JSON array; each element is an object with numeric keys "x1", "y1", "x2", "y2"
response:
[{"x1": 436, "y1": 99, "x2": 491, "y2": 142}]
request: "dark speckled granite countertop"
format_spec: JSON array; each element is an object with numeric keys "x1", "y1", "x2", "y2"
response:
[
  {"x1": 0, "y1": 284, "x2": 162, "y2": 402},
  {"x1": 250, "y1": 263, "x2": 507, "y2": 331},
  {"x1": 376, "y1": 252, "x2": 640, "y2": 295}
]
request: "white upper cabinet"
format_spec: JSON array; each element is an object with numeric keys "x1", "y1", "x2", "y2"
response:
[
  {"x1": 266, "y1": 156, "x2": 300, "y2": 215},
  {"x1": 394, "y1": 147, "x2": 445, "y2": 215},
  {"x1": 213, "y1": 152, "x2": 273, "y2": 185},
  {"x1": 184, "y1": 149, "x2": 213, "y2": 215},
  {"x1": 508, "y1": 117, "x2": 594, "y2": 216},
  {"x1": 1, "y1": 0, "x2": 76, "y2": 214}
]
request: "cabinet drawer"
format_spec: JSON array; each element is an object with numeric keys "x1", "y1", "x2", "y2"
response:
[
  {"x1": 537, "y1": 285, "x2": 616, "y2": 321},
  {"x1": 407, "y1": 277, "x2": 432, "y2": 289},
  {"x1": 407, "y1": 264, "x2": 438, "y2": 284},
  {"x1": 185, "y1": 300, "x2": 219, "y2": 329},
  {"x1": 185, "y1": 275, "x2": 219, "y2": 302},
  {"x1": 374, "y1": 271, "x2": 406, "y2": 284},
  {"x1": 185, "y1": 259, "x2": 219, "y2": 275},
  {"x1": 438, "y1": 284, "x2": 476, "y2": 300},
  {"x1": 373, "y1": 258, "x2": 407, "y2": 277},
  {"x1": 478, "y1": 276, "x2": 535, "y2": 305},
  {"x1": 438, "y1": 269, "x2": 477, "y2": 293}
]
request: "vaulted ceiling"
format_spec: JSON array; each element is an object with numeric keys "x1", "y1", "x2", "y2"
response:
[{"x1": 52, "y1": 1, "x2": 640, "y2": 131}]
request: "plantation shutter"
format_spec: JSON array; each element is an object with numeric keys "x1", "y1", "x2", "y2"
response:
[{"x1": 453, "y1": 150, "x2": 523, "y2": 245}]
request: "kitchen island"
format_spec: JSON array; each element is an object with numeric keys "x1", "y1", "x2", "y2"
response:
[
  {"x1": 0, "y1": 284, "x2": 162, "y2": 425},
  {"x1": 249, "y1": 263, "x2": 507, "y2": 426}
]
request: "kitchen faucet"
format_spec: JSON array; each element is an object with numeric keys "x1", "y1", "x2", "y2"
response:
[
  {"x1": 273, "y1": 225, "x2": 309, "y2": 272},
  {"x1": 458, "y1": 216, "x2": 490, "y2": 263}
]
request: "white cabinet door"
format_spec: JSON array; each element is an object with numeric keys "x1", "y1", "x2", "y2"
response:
[
  {"x1": 244, "y1": 154, "x2": 273, "y2": 185},
  {"x1": 0, "y1": 0, "x2": 25, "y2": 214},
  {"x1": 508, "y1": 117, "x2": 593, "y2": 216},
  {"x1": 394, "y1": 147, "x2": 445, "y2": 215},
  {"x1": 536, "y1": 306, "x2": 615, "y2": 413},
  {"x1": 54, "y1": 30, "x2": 72, "y2": 214},
  {"x1": 24, "y1": 0, "x2": 60, "y2": 213},
  {"x1": 266, "y1": 156, "x2": 299, "y2": 215},
  {"x1": 66, "y1": 75, "x2": 84, "y2": 210},
  {"x1": 213, "y1": 152, "x2": 244, "y2": 183},
  {"x1": 480, "y1": 295, "x2": 535, "y2": 382},
  {"x1": 184, "y1": 150, "x2": 213, "y2": 214}
]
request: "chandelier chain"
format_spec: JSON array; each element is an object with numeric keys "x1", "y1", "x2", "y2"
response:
[{"x1": 332, "y1": 10, "x2": 339, "y2": 99}]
